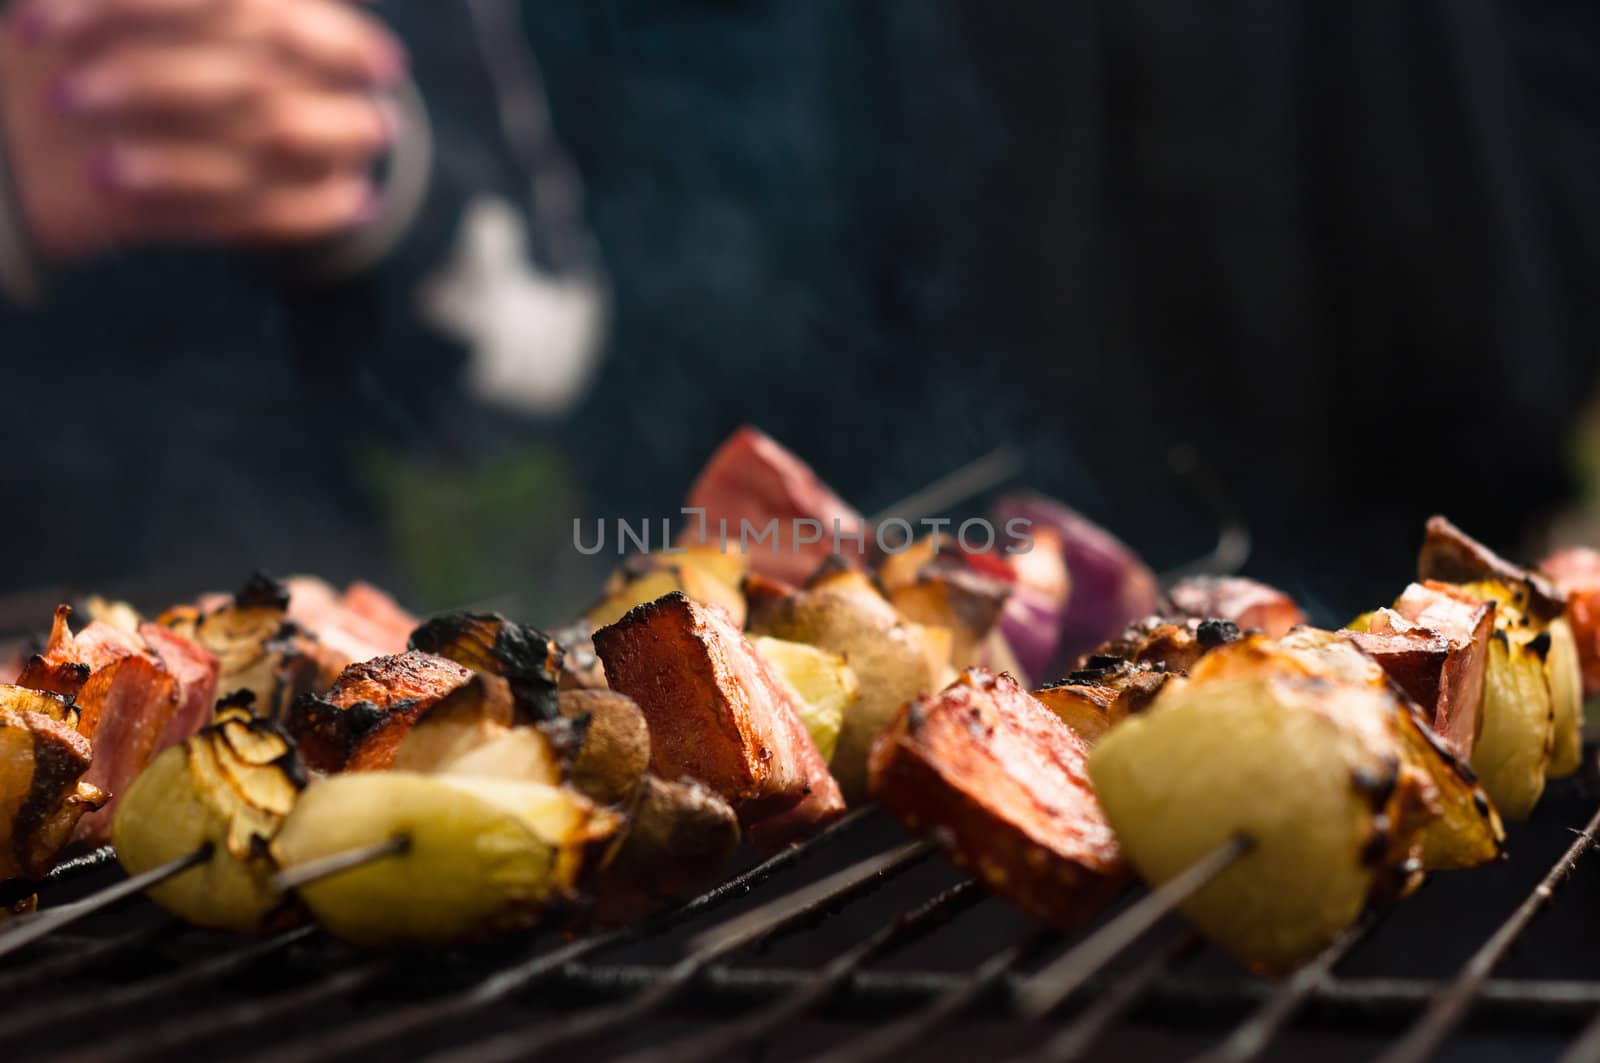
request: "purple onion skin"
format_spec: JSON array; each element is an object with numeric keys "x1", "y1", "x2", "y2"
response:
[
  {"x1": 998, "y1": 588, "x2": 1062, "y2": 683},
  {"x1": 993, "y1": 493, "x2": 1161, "y2": 680}
]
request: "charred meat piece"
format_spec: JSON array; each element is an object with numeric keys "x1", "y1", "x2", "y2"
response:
[
  {"x1": 592, "y1": 592, "x2": 845, "y2": 846},
  {"x1": 681, "y1": 426, "x2": 866, "y2": 585},
  {"x1": 283, "y1": 651, "x2": 472, "y2": 773},
  {"x1": 869, "y1": 669, "x2": 1127, "y2": 929},
  {"x1": 286, "y1": 576, "x2": 413, "y2": 665},
  {"x1": 141, "y1": 623, "x2": 221, "y2": 750},
  {"x1": 1419, "y1": 516, "x2": 1566, "y2": 623},
  {"x1": 16, "y1": 606, "x2": 91, "y2": 697},
  {"x1": 1540, "y1": 546, "x2": 1600, "y2": 698},
  {"x1": 1033, "y1": 658, "x2": 1174, "y2": 745},
  {"x1": 1348, "y1": 583, "x2": 1494, "y2": 760},
  {"x1": 408, "y1": 612, "x2": 561, "y2": 720},
  {"x1": 0, "y1": 690, "x2": 105, "y2": 881},
  {"x1": 1164, "y1": 576, "x2": 1307, "y2": 638}
]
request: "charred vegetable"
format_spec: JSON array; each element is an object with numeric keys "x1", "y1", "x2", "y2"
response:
[
  {"x1": 591, "y1": 775, "x2": 742, "y2": 924},
  {"x1": 282, "y1": 651, "x2": 472, "y2": 773},
  {"x1": 408, "y1": 612, "x2": 561, "y2": 720},
  {"x1": 870, "y1": 669, "x2": 1127, "y2": 928},
  {"x1": 587, "y1": 548, "x2": 749, "y2": 629},
  {"x1": 556, "y1": 690, "x2": 652, "y2": 807},
  {"x1": 112, "y1": 706, "x2": 304, "y2": 933},
  {"x1": 0, "y1": 687, "x2": 104, "y2": 882},
  {"x1": 271, "y1": 772, "x2": 618, "y2": 946},
  {"x1": 1032, "y1": 658, "x2": 1173, "y2": 745},
  {"x1": 1089, "y1": 635, "x2": 1442, "y2": 973}
]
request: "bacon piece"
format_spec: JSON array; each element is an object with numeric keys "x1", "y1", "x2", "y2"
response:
[
  {"x1": 1367, "y1": 583, "x2": 1496, "y2": 760},
  {"x1": 1165, "y1": 577, "x2": 1307, "y2": 638},
  {"x1": 681, "y1": 427, "x2": 865, "y2": 585},
  {"x1": 869, "y1": 669, "x2": 1127, "y2": 928},
  {"x1": 0, "y1": 700, "x2": 105, "y2": 880},
  {"x1": 1419, "y1": 515, "x2": 1565, "y2": 622},
  {"x1": 341, "y1": 581, "x2": 417, "y2": 648},
  {"x1": 592, "y1": 592, "x2": 845, "y2": 846},
  {"x1": 57, "y1": 622, "x2": 179, "y2": 844},
  {"x1": 16, "y1": 606, "x2": 91, "y2": 698},
  {"x1": 1541, "y1": 546, "x2": 1600, "y2": 697},
  {"x1": 282, "y1": 651, "x2": 472, "y2": 772},
  {"x1": 140, "y1": 623, "x2": 220, "y2": 749},
  {"x1": 285, "y1": 576, "x2": 410, "y2": 666}
]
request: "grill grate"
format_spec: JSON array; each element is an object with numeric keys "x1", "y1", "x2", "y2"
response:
[{"x1": 5, "y1": 776, "x2": 1600, "y2": 1062}]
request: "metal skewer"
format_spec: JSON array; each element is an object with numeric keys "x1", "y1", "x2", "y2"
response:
[
  {"x1": 269, "y1": 835, "x2": 411, "y2": 893},
  {"x1": 0, "y1": 844, "x2": 210, "y2": 962}
]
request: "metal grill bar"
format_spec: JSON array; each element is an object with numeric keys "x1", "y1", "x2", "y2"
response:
[
  {"x1": 1375, "y1": 800, "x2": 1600, "y2": 1063},
  {"x1": 0, "y1": 920, "x2": 174, "y2": 995},
  {"x1": 1021, "y1": 934, "x2": 1203, "y2": 1063},
  {"x1": 0, "y1": 846, "x2": 209, "y2": 961},
  {"x1": 812, "y1": 928, "x2": 1058, "y2": 1063},
  {"x1": 1560, "y1": 1006, "x2": 1600, "y2": 1063},
  {"x1": 1195, "y1": 910, "x2": 1378, "y2": 1063},
  {"x1": 1016, "y1": 835, "x2": 1251, "y2": 1019},
  {"x1": 625, "y1": 880, "x2": 982, "y2": 1063},
  {"x1": 0, "y1": 925, "x2": 315, "y2": 1044},
  {"x1": 235, "y1": 807, "x2": 874, "y2": 1063},
  {"x1": 77, "y1": 961, "x2": 390, "y2": 1063},
  {"x1": 425, "y1": 839, "x2": 936, "y2": 1063}
]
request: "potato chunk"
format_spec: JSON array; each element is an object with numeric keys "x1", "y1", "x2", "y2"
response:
[{"x1": 869, "y1": 669, "x2": 1126, "y2": 929}]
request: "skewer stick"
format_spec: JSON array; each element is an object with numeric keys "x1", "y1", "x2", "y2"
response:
[
  {"x1": 269, "y1": 835, "x2": 411, "y2": 893},
  {"x1": 0, "y1": 844, "x2": 211, "y2": 962},
  {"x1": 869, "y1": 446, "x2": 1024, "y2": 526},
  {"x1": 1014, "y1": 833, "x2": 1254, "y2": 1019}
]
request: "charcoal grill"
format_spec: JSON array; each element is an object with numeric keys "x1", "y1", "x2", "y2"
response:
[{"x1": 6, "y1": 762, "x2": 1600, "y2": 1063}]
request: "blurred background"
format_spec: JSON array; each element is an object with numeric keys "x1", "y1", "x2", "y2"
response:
[{"x1": 4, "y1": 0, "x2": 1599, "y2": 626}]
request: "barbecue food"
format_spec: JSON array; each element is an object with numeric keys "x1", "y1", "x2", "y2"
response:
[
  {"x1": 142, "y1": 624, "x2": 221, "y2": 750},
  {"x1": 286, "y1": 577, "x2": 415, "y2": 664},
  {"x1": 408, "y1": 612, "x2": 562, "y2": 721},
  {"x1": 282, "y1": 651, "x2": 473, "y2": 773},
  {"x1": 556, "y1": 690, "x2": 652, "y2": 807},
  {"x1": 591, "y1": 775, "x2": 741, "y2": 924},
  {"x1": 1418, "y1": 516, "x2": 1566, "y2": 623},
  {"x1": 869, "y1": 669, "x2": 1127, "y2": 928},
  {"x1": 1032, "y1": 658, "x2": 1174, "y2": 745},
  {"x1": 588, "y1": 549, "x2": 750, "y2": 630},
  {"x1": 681, "y1": 426, "x2": 866, "y2": 585},
  {"x1": 270, "y1": 772, "x2": 618, "y2": 946},
  {"x1": 746, "y1": 568, "x2": 947, "y2": 799},
  {"x1": 751, "y1": 636, "x2": 857, "y2": 762},
  {"x1": 1546, "y1": 617, "x2": 1584, "y2": 777},
  {"x1": 0, "y1": 687, "x2": 104, "y2": 881},
  {"x1": 112, "y1": 706, "x2": 304, "y2": 933},
  {"x1": 1444, "y1": 580, "x2": 1558, "y2": 818},
  {"x1": 991, "y1": 493, "x2": 1160, "y2": 674},
  {"x1": 877, "y1": 537, "x2": 1012, "y2": 672},
  {"x1": 1346, "y1": 582, "x2": 1495, "y2": 760},
  {"x1": 1089, "y1": 635, "x2": 1440, "y2": 973},
  {"x1": 158, "y1": 576, "x2": 323, "y2": 720},
  {"x1": 1540, "y1": 546, "x2": 1600, "y2": 697},
  {"x1": 1165, "y1": 576, "x2": 1306, "y2": 638},
  {"x1": 592, "y1": 592, "x2": 846, "y2": 847}
]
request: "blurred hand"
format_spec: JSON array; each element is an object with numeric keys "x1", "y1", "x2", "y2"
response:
[{"x1": 0, "y1": 0, "x2": 406, "y2": 263}]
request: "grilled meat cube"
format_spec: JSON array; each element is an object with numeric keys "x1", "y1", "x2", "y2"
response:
[
  {"x1": 592, "y1": 592, "x2": 845, "y2": 846},
  {"x1": 16, "y1": 606, "x2": 91, "y2": 697},
  {"x1": 408, "y1": 612, "x2": 561, "y2": 720},
  {"x1": 869, "y1": 669, "x2": 1127, "y2": 929},
  {"x1": 681, "y1": 426, "x2": 866, "y2": 585},
  {"x1": 1374, "y1": 583, "x2": 1496, "y2": 761},
  {"x1": 1033, "y1": 658, "x2": 1173, "y2": 745},
  {"x1": 1164, "y1": 576, "x2": 1306, "y2": 638},
  {"x1": 0, "y1": 694, "x2": 105, "y2": 881},
  {"x1": 283, "y1": 651, "x2": 473, "y2": 773},
  {"x1": 1540, "y1": 546, "x2": 1600, "y2": 697},
  {"x1": 141, "y1": 623, "x2": 220, "y2": 750},
  {"x1": 285, "y1": 576, "x2": 411, "y2": 666},
  {"x1": 1419, "y1": 515, "x2": 1566, "y2": 623}
]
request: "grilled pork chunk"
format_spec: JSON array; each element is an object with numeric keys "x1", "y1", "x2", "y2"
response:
[
  {"x1": 1092, "y1": 616, "x2": 1243, "y2": 674},
  {"x1": 283, "y1": 651, "x2": 473, "y2": 772},
  {"x1": 1419, "y1": 515, "x2": 1566, "y2": 622},
  {"x1": 0, "y1": 689, "x2": 104, "y2": 880},
  {"x1": 1033, "y1": 658, "x2": 1174, "y2": 745},
  {"x1": 1164, "y1": 576, "x2": 1306, "y2": 638},
  {"x1": 869, "y1": 669, "x2": 1127, "y2": 928},
  {"x1": 592, "y1": 592, "x2": 845, "y2": 847},
  {"x1": 1346, "y1": 583, "x2": 1494, "y2": 761},
  {"x1": 286, "y1": 576, "x2": 415, "y2": 665},
  {"x1": 681, "y1": 426, "x2": 865, "y2": 585},
  {"x1": 142, "y1": 623, "x2": 221, "y2": 750}
]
